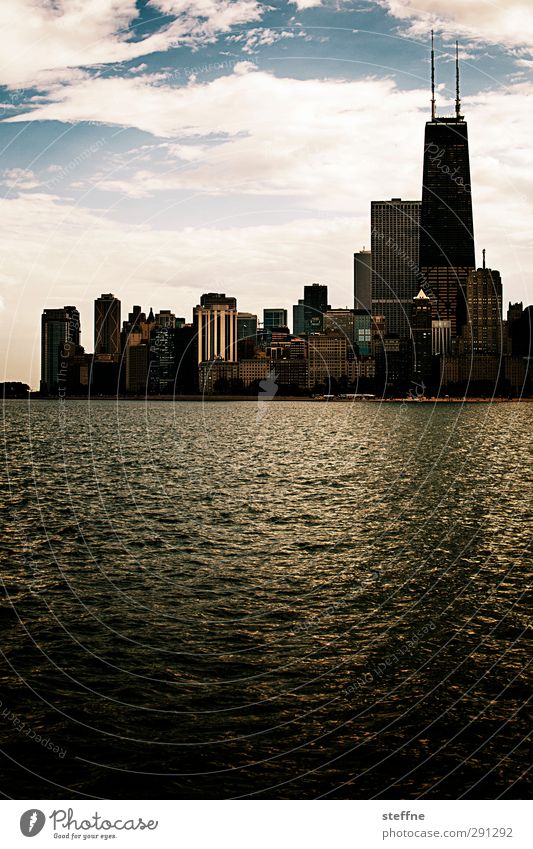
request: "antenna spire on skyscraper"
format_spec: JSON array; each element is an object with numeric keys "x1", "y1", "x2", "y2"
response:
[
  {"x1": 455, "y1": 40, "x2": 461, "y2": 118},
  {"x1": 431, "y1": 30, "x2": 436, "y2": 120}
]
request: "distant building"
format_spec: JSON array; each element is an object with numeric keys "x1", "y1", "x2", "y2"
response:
[
  {"x1": 238, "y1": 358, "x2": 270, "y2": 388},
  {"x1": 371, "y1": 198, "x2": 421, "y2": 339},
  {"x1": 149, "y1": 324, "x2": 177, "y2": 394},
  {"x1": 95, "y1": 293, "x2": 121, "y2": 356},
  {"x1": 354, "y1": 249, "x2": 372, "y2": 313},
  {"x1": 194, "y1": 293, "x2": 238, "y2": 364},
  {"x1": 411, "y1": 289, "x2": 433, "y2": 383},
  {"x1": 237, "y1": 312, "x2": 258, "y2": 359},
  {"x1": 155, "y1": 309, "x2": 176, "y2": 328},
  {"x1": 263, "y1": 308, "x2": 287, "y2": 330},
  {"x1": 307, "y1": 334, "x2": 347, "y2": 389},
  {"x1": 40, "y1": 305, "x2": 80, "y2": 394},
  {"x1": 419, "y1": 44, "x2": 475, "y2": 337},
  {"x1": 325, "y1": 309, "x2": 356, "y2": 346},
  {"x1": 293, "y1": 299, "x2": 305, "y2": 336},
  {"x1": 432, "y1": 320, "x2": 452, "y2": 356},
  {"x1": 460, "y1": 257, "x2": 503, "y2": 355},
  {"x1": 303, "y1": 284, "x2": 329, "y2": 334},
  {"x1": 353, "y1": 311, "x2": 372, "y2": 357}
]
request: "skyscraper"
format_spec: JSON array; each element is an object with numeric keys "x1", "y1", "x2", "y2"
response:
[
  {"x1": 354, "y1": 249, "x2": 372, "y2": 313},
  {"x1": 460, "y1": 252, "x2": 503, "y2": 355},
  {"x1": 371, "y1": 198, "x2": 421, "y2": 338},
  {"x1": 419, "y1": 36, "x2": 475, "y2": 336},
  {"x1": 411, "y1": 288, "x2": 433, "y2": 384},
  {"x1": 194, "y1": 293, "x2": 238, "y2": 364},
  {"x1": 40, "y1": 306, "x2": 80, "y2": 394},
  {"x1": 293, "y1": 299, "x2": 305, "y2": 336},
  {"x1": 94, "y1": 293, "x2": 121, "y2": 355},
  {"x1": 303, "y1": 284, "x2": 329, "y2": 333}
]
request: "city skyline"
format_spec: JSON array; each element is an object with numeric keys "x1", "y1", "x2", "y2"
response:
[{"x1": 0, "y1": 3, "x2": 532, "y2": 386}]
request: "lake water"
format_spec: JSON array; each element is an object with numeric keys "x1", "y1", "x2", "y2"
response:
[{"x1": 1, "y1": 400, "x2": 531, "y2": 799}]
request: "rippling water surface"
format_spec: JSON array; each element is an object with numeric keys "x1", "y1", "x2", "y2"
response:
[{"x1": 1, "y1": 400, "x2": 531, "y2": 799}]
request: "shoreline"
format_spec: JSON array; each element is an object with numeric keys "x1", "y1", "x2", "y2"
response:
[{"x1": 12, "y1": 395, "x2": 533, "y2": 403}]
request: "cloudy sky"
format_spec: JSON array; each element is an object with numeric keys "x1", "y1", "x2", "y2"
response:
[{"x1": 1, "y1": 0, "x2": 532, "y2": 386}]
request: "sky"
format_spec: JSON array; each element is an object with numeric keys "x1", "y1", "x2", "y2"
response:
[{"x1": 0, "y1": 0, "x2": 532, "y2": 387}]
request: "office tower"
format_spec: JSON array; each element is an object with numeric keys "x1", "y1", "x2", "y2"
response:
[
  {"x1": 125, "y1": 327, "x2": 149, "y2": 394},
  {"x1": 325, "y1": 309, "x2": 356, "y2": 345},
  {"x1": 174, "y1": 324, "x2": 198, "y2": 393},
  {"x1": 411, "y1": 289, "x2": 433, "y2": 383},
  {"x1": 94, "y1": 293, "x2": 121, "y2": 355},
  {"x1": 371, "y1": 198, "x2": 421, "y2": 338},
  {"x1": 194, "y1": 293, "x2": 238, "y2": 364},
  {"x1": 149, "y1": 324, "x2": 177, "y2": 394},
  {"x1": 264, "y1": 308, "x2": 288, "y2": 330},
  {"x1": 303, "y1": 284, "x2": 329, "y2": 333},
  {"x1": 461, "y1": 252, "x2": 502, "y2": 355},
  {"x1": 237, "y1": 312, "x2": 258, "y2": 359},
  {"x1": 40, "y1": 305, "x2": 80, "y2": 394},
  {"x1": 420, "y1": 36, "x2": 475, "y2": 336},
  {"x1": 354, "y1": 249, "x2": 372, "y2": 313},
  {"x1": 293, "y1": 299, "x2": 305, "y2": 336}
]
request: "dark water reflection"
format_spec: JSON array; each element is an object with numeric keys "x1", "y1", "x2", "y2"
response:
[{"x1": 1, "y1": 400, "x2": 531, "y2": 798}]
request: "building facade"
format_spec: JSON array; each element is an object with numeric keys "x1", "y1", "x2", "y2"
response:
[
  {"x1": 40, "y1": 306, "x2": 81, "y2": 394},
  {"x1": 371, "y1": 198, "x2": 421, "y2": 339}
]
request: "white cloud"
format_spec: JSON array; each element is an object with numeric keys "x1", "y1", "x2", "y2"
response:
[
  {"x1": 226, "y1": 27, "x2": 307, "y2": 53},
  {"x1": 290, "y1": 0, "x2": 322, "y2": 9},
  {"x1": 378, "y1": 0, "x2": 533, "y2": 49},
  {"x1": 0, "y1": 0, "x2": 265, "y2": 86},
  {"x1": 1, "y1": 168, "x2": 42, "y2": 191}
]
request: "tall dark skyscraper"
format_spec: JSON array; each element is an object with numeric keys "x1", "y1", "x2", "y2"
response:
[
  {"x1": 303, "y1": 284, "x2": 329, "y2": 333},
  {"x1": 420, "y1": 36, "x2": 475, "y2": 336},
  {"x1": 40, "y1": 306, "x2": 80, "y2": 394},
  {"x1": 354, "y1": 249, "x2": 372, "y2": 313},
  {"x1": 95, "y1": 293, "x2": 121, "y2": 355}
]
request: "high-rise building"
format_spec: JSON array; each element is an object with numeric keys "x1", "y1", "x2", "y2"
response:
[
  {"x1": 461, "y1": 254, "x2": 502, "y2": 355},
  {"x1": 293, "y1": 299, "x2": 305, "y2": 336},
  {"x1": 194, "y1": 293, "x2": 238, "y2": 364},
  {"x1": 264, "y1": 308, "x2": 288, "y2": 330},
  {"x1": 149, "y1": 324, "x2": 177, "y2": 394},
  {"x1": 40, "y1": 305, "x2": 80, "y2": 394},
  {"x1": 419, "y1": 37, "x2": 475, "y2": 336},
  {"x1": 354, "y1": 249, "x2": 372, "y2": 313},
  {"x1": 411, "y1": 289, "x2": 433, "y2": 383},
  {"x1": 303, "y1": 284, "x2": 329, "y2": 333},
  {"x1": 237, "y1": 312, "x2": 258, "y2": 359},
  {"x1": 94, "y1": 293, "x2": 121, "y2": 356},
  {"x1": 371, "y1": 198, "x2": 421, "y2": 339}
]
